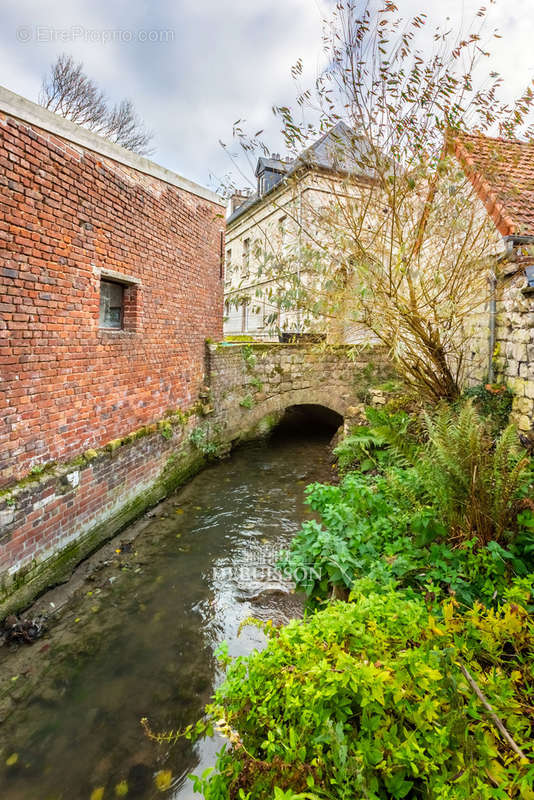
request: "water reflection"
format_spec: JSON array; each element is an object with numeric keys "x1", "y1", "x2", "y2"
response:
[{"x1": 0, "y1": 426, "x2": 334, "y2": 799}]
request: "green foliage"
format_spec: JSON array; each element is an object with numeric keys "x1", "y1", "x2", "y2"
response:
[
  {"x1": 28, "y1": 464, "x2": 47, "y2": 477},
  {"x1": 333, "y1": 426, "x2": 384, "y2": 473},
  {"x1": 249, "y1": 376, "x2": 263, "y2": 392},
  {"x1": 159, "y1": 422, "x2": 173, "y2": 440},
  {"x1": 26, "y1": 461, "x2": 56, "y2": 479},
  {"x1": 241, "y1": 345, "x2": 257, "y2": 369},
  {"x1": 190, "y1": 584, "x2": 533, "y2": 799},
  {"x1": 239, "y1": 394, "x2": 255, "y2": 409},
  {"x1": 462, "y1": 383, "x2": 514, "y2": 435},
  {"x1": 179, "y1": 404, "x2": 534, "y2": 799},
  {"x1": 189, "y1": 426, "x2": 218, "y2": 457},
  {"x1": 280, "y1": 403, "x2": 533, "y2": 603},
  {"x1": 423, "y1": 402, "x2": 530, "y2": 545},
  {"x1": 333, "y1": 408, "x2": 419, "y2": 474},
  {"x1": 278, "y1": 467, "x2": 533, "y2": 606}
]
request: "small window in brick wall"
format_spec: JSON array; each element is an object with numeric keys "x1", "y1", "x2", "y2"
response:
[
  {"x1": 99, "y1": 280, "x2": 125, "y2": 329},
  {"x1": 100, "y1": 281, "x2": 126, "y2": 328},
  {"x1": 99, "y1": 274, "x2": 141, "y2": 333}
]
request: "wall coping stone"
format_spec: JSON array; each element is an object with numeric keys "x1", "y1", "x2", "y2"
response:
[{"x1": 0, "y1": 84, "x2": 225, "y2": 207}]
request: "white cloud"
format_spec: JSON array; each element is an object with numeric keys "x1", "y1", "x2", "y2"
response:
[{"x1": 0, "y1": 0, "x2": 532, "y2": 191}]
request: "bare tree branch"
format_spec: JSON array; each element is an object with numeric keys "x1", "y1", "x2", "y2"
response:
[
  {"x1": 223, "y1": 1, "x2": 534, "y2": 401},
  {"x1": 39, "y1": 54, "x2": 154, "y2": 156}
]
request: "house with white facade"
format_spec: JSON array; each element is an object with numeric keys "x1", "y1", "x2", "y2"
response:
[{"x1": 223, "y1": 122, "x2": 374, "y2": 341}]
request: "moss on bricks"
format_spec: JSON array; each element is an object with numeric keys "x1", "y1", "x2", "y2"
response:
[
  {"x1": 105, "y1": 438, "x2": 124, "y2": 454},
  {"x1": 0, "y1": 445, "x2": 208, "y2": 617},
  {"x1": 2, "y1": 403, "x2": 203, "y2": 504},
  {"x1": 158, "y1": 421, "x2": 173, "y2": 440},
  {"x1": 234, "y1": 411, "x2": 283, "y2": 444}
]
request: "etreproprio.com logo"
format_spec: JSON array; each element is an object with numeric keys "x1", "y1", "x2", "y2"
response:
[{"x1": 16, "y1": 26, "x2": 175, "y2": 44}]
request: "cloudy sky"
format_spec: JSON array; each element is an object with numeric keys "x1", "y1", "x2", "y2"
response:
[{"x1": 1, "y1": 0, "x2": 533, "y2": 193}]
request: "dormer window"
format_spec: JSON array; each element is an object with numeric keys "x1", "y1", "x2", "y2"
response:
[{"x1": 255, "y1": 156, "x2": 287, "y2": 198}]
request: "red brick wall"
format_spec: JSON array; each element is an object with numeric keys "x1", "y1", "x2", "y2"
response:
[
  {"x1": 0, "y1": 417, "x2": 205, "y2": 614},
  {"x1": 0, "y1": 113, "x2": 224, "y2": 486}
]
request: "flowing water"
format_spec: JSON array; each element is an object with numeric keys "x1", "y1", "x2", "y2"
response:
[{"x1": 0, "y1": 422, "x2": 335, "y2": 800}]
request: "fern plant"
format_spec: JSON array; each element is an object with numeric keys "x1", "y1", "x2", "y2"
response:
[
  {"x1": 333, "y1": 408, "x2": 420, "y2": 474},
  {"x1": 422, "y1": 401, "x2": 531, "y2": 545}
]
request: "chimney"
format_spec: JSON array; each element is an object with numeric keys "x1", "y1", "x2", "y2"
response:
[{"x1": 229, "y1": 190, "x2": 250, "y2": 214}]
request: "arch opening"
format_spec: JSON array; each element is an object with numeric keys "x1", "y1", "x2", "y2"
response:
[{"x1": 272, "y1": 404, "x2": 343, "y2": 437}]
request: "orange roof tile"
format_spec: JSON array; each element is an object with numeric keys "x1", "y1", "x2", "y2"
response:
[{"x1": 453, "y1": 132, "x2": 534, "y2": 238}]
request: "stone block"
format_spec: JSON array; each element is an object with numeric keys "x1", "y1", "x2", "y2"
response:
[
  {"x1": 513, "y1": 396, "x2": 533, "y2": 415},
  {"x1": 517, "y1": 414, "x2": 532, "y2": 431},
  {"x1": 511, "y1": 344, "x2": 527, "y2": 363},
  {"x1": 505, "y1": 377, "x2": 526, "y2": 396}
]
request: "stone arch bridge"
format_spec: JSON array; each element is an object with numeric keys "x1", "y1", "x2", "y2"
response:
[{"x1": 205, "y1": 342, "x2": 392, "y2": 444}]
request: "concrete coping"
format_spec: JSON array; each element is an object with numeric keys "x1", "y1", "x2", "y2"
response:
[
  {"x1": 0, "y1": 84, "x2": 225, "y2": 207},
  {"x1": 207, "y1": 341, "x2": 383, "y2": 351},
  {"x1": 99, "y1": 267, "x2": 141, "y2": 285}
]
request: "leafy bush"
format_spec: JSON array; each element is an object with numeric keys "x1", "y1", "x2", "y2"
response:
[
  {"x1": 333, "y1": 408, "x2": 419, "y2": 474},
  {"x1": 188, "y1": 584, "x2": 533, "y2": 799},
  {"x1": 277, "y1": 466, "x2": 533, "y2": 606},
  {"x1": 279, "y1": 403, "x2": 533, "y2": 604},
  {"x1": 189, "y1": 425, "x2": 218, "y2": 457},
  {"x1": 241, "y1": 344, "x2": 257, "y2": 369},
  {"x1": 423, "y1": 402, "x2": 531, "y2": 545},
  {"x1": 162, "y1": 403, "x2": 534, "y2": 799}
]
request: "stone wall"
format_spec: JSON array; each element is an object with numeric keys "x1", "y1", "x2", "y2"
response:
[
  {"x1": 492, "y1": 262, "x2": 534, "y2": 430},
  {"x1": 206, "y1": 342, "x2": 393, "y2": 443},
  {"x1": 463, "y1": 258, "x2": 534, "y2": 431}
]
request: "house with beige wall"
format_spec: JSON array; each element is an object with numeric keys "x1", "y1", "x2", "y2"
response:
[
  {"x1": 225, "y1": 122, "x2": 534, "y2": 433},
  {"x1": 223, "y1": 122, "x2": 375, "y2": 342},
  {"x1": 453, "y1": 132, "x2": 534, "y2": 432}
]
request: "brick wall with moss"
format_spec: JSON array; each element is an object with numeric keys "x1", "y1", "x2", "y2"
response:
[{"x1": 0, "y1": 406, "x2": 216, "y2": 616}]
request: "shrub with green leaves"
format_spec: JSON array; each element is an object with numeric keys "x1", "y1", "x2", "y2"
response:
[
  {"x1": 277, "y1": 466, "x2": 533, "y2": 606},
  {"x1": 280, "y1": 402, "x2": 533, "y2": 604},
  {"x1": 333, "y1": 408, "x2": 419, "y2": 474},
  {"x1": 188, "y1": 583, "x2": 533, "y2": 799},
  {"x1": 159, "y1": 403, "x2": 534, "y2": 799},
  {"x1": 189, "y1": 425, "x2": 218, "y2": 457},
  {"x1": 462, "y1": 383, "x2": 514, "y2": 435}
]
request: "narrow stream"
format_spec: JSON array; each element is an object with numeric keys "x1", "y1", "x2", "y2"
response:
[{"x1": 0, "y1": 417, "x2": 336, "y2": 800}]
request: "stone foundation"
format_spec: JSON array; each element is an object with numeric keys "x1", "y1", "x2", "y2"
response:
[{"x1": 464, "y1": 260, "x2": 534, "y2": 431}]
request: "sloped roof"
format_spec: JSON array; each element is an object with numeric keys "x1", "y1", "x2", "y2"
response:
[
  {"x1": 255, "y1": 156, "x2": 288, "y2": 176},
  {"x1": 295, "y1": 120, "x2": 373, "y2": 175},
  {"x1": 228, "y1": 121, "x2": 372, "y2": 226},
  {"x1": 454, "y1": 132, "x2": 534, "y2": 237}
]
